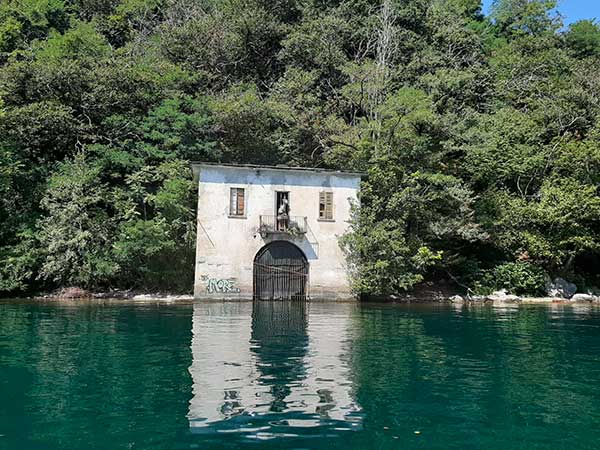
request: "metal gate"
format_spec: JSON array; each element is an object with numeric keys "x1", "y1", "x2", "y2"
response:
[{"x1": 253, "y1": 241, "x2": 308, "y2": 300}]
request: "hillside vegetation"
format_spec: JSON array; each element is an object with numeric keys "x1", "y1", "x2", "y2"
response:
[{"x1": 1, "y1": 0, "x2": 599, "y2": 296}]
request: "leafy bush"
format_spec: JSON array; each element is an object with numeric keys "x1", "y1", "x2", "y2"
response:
[
  {"x1": 473, "y1": 262, "x2": 549, "y2": 296},
  {"x1": 1, "y1": 0, "x2": 600, "y2": 297}
]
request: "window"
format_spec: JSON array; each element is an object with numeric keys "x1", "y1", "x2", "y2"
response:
[
  {"x1": 276, "y1": 191, "x2": 290, "y2": 231},
  {"x1": 319, "y1": 192, "x2": 333, "y2": 221},
  {"x1": 229, "y1": 188, "x2": 245, "y2": 217},
  {"x1": 276, "y1": 191, "x2": 290, "y2": 215}
]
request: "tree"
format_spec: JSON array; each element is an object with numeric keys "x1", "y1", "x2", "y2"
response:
[
  {"x1": 565, "y1": 19, "x2": 600, "y2": 59},
  {"x1": 38, "y1": 153, "x2": 117, "y2": 288},
  {"x1": 0, "y1": 0, "x2": 70, "y2": 59},
  {"x1": 337, "y1": 87, "x2": 485, "y2": 295},
  {"x1": 112, "y1": 160, "x2": 196, "y2": 291},
  {"x1": 490, "y1": 0, "x2": 561, "y2": 36},
  {"x1": 0, "y1": 0, "x2": 599, "y2": 297}
]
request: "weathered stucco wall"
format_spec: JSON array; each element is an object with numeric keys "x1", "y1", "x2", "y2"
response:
[{"x1": 193, "y1": 164, "x2": 361, "y2": 300}]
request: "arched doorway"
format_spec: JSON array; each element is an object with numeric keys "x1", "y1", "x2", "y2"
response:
[{"x1": 253, "y1": 241, "x2": 309, "y2": 300}]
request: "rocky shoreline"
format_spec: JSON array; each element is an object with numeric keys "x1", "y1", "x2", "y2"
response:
[
  {"x1": 361, "y1": 277, "x2": 600, "y2": 305},
  {"x1": 16, "y1": 277, "x2": 600, "y2": 305},
  {"x1": 447, "y1": 277, "x2": 600, "y2": 306},
  {"x1": 30, "y1": 287, "x2": 193, "y2": 302},
  {"x1": 448, "y1": 291, "x2": 600, "y2": 306}
]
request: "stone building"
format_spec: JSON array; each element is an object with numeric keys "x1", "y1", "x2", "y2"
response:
[{"x1": 192, "y1": 163, "x2": 361, "y2": 300}]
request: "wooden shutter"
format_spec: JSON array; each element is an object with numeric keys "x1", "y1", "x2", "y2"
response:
[
  {"x1": 230, "y1": 188, "x2": 245, "y2": 216},
  {"x1": 319, "y1": 192, "x2": 333, "y2": 220},
  {"x1": 230, "y1": 188, "x2": 236, "y2": 215},
  {"x1": 236, "y1": 189, "x2": 245, "y2": 216}
]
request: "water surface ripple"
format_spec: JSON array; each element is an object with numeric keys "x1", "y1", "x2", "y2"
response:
[{"x1": 0, "y1": 300, "x2": 599, "y2": 450}]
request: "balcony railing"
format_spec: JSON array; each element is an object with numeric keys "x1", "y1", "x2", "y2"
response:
[{"x1": 259, "y1": 215, "x2": 307, "y2": 236}]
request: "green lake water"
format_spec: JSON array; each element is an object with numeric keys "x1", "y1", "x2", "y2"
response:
[{"x1": 0, "y1": 300, "x2": 599, "y2": 450}]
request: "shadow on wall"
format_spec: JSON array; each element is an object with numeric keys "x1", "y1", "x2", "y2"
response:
[
  {"x1": 197, "y1": 166, "x2": 361, "y2": 190},
  {"x1": 259, "y1": 234, "x2": 318, "y2": 260}
]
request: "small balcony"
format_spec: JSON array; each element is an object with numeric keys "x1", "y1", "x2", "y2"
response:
[{"x1": 259, "y1": 215, "x2": 307, "y2": 237}]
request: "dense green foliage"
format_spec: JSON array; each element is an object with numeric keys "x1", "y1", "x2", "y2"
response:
[
  {"x1": 471, "y1": 262, "x2": 549, "y2": 296},
  {"x1": 0, "y1": 0, "x2": 599, "y2": 296}
]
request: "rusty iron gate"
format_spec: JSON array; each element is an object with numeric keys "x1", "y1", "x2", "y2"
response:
[{"x1": 253, "y1": 241, "x2": 308, "y2": 301}]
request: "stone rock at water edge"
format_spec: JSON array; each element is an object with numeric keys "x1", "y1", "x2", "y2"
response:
[
  {"x1": 449, "y1": 295, "x2": 464, "y2": 304},
  {"x1": 486, "y1": 289, "x2": 521, "y2": 303},
  {"x1": 545, "y1": 278, "x2": 577, "y2": 299},
  {"x1": 570, "y1": 293, "x2": 594, "y2": 302}
]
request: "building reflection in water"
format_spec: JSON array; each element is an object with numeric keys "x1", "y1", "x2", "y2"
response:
[{"x1": 187, "y1": 301, "x2": 362, "y2": 437}]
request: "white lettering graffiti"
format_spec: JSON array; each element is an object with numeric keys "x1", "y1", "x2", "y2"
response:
[{"x1": 205, "y1": 278, "x2": 240, "y2": 294}]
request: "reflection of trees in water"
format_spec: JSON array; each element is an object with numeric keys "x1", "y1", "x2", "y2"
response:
[
  {"x1": 466, "y1": 305, "x2": 600, "y2": 427},
  {"x1": 350, "y1": 304, "x2": 600, "y2": 448},
  {"x1": 0, "y1": 301, "x2": 193, "y2": 450},
  {"x1": 250, "y1": 300, "x2": 309, "y2": 412}
]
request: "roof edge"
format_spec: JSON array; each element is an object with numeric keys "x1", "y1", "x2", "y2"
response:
[{"x1": 190, "y1": 161, "x2": 365, "y2": 177}]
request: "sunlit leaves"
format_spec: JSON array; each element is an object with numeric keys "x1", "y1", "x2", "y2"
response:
[
  {"x1": 565, "y1": 20, "x2": 600, "y2": 59},
  {"x1": 0, "y1": 0, "x2": 599, "y2": 296}
]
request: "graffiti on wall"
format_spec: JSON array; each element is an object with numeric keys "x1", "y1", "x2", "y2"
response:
[{"x1": 202, "y1": 276, "x2": 241, "y2": 294}]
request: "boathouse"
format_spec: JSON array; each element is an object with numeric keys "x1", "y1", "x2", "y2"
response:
[{"x1": 192, "y1": 163, "x2": 361, "y2": 300}]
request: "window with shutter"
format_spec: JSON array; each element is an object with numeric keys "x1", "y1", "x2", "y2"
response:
[
  {"x1": 319, "y1": 192, "x2": 333, "y2": 220},
  {"x1": 229, "y1": 188, "x2": 245, "y2": 216}
]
